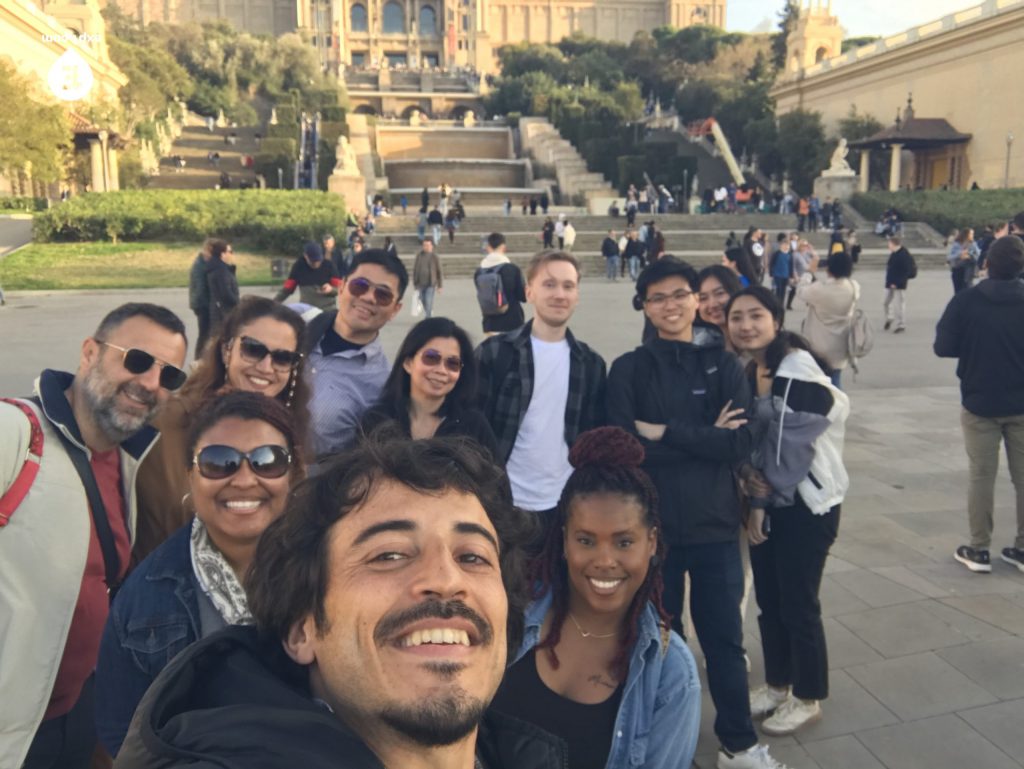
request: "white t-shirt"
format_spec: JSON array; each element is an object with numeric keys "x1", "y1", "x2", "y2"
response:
[{"x1": 506, "y1": 336, "x2": 572, "y2": 511}]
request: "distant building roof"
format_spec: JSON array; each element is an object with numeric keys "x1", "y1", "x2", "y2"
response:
[{"x1": 848, "y1": 97, "x2": 971, "y2": 150}]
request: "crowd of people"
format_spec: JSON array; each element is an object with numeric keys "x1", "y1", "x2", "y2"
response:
[{"x1": 5, "y1": 204, "x2": 1024, "y2": 769}]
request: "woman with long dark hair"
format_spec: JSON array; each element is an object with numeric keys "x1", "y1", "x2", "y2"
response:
[
  {"x1": 490, "y1": 427, "x2": 701, "y2": 769},
  {"x1": 359, "y1": 316, "x2": 497, "y2": 456},
  {"x1": 723, "y1": 245, "x2": 758, "y2": 288},
  {"x1": 134, "y1": 296, "x2": 310, "y2": 562},
  {"x1": 698, "y1": 264, "x2": 744, "y2": 351},
  {"x1": 725, "y1": 286, "x2": 849, "y2": 737}
]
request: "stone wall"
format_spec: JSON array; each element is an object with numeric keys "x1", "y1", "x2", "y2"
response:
[
  {"x1": 376, "y1": 127, "x2": 513, "y2": 160},
  {"x1": 386, "y1": 159, "x2": 526, "y2": 188}
]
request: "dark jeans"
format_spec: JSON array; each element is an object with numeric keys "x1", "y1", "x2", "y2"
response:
[
  {"x1": 662, "y1": 541, "x2": 757, "y2": 753},
  {"x1": 23, "y1": 675, "x2": 95, "y2": 769},
  {"x1": 751, "y1": 498, "x2": 840, "y2": 701},
  {"x1": 193, "y1": 309, "x2": 211, "y2": 361},
  {"x1": 772, "y1": 277, "x2": 788, "y2": 302}
]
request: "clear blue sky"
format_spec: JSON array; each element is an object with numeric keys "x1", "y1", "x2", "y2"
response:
[{"x1": 726, "y1": 0, "x2": 979, "y2": 37}]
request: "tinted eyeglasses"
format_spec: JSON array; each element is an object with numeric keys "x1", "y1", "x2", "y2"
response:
[
  {"x1": 420, "y1": 348, "x2": 463, "y2": 374},
  {"x1": 237, "y1": 336, "x2": 303, "y2": 370},
  {"x1": 193, "y1": 444, "x2": 292, "y2": 480},
  {"x1": 97, "y1": 341, "x2": 187, "y2": 391},
  {"x1": 347, "y1": 277, "x2": 396, "y2": 307}
]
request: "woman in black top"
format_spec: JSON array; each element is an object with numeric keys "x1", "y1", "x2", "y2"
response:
[
  {"x1": 359, "y1": 317, "x2": 498, "y2": 458},
  {"x1": 206, "y1": 240, "x2": 239, "y2": 334}
]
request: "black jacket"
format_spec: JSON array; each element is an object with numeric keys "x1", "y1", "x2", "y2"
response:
[
  {"x1": 359, "y1": 401, "x2": 500, "y2": 460},
  {"x1": 427, "y1": 209, "x2": 444, "y2": 225},
  {"x1": 601, "y1": 236, "x2": 619, "y2": 258},
  {"x1": 115, "y1": 626, "x2": 567, "y2": 769},
  {"x1": 885, "y1": 246, "x2": 916, "y2": 290},
  {"x1": 205, "y1": 258, "x2": 239, "y2": 331},
  {"x1": 607, "y1": 328, "x2": 754, "y2": 546},
  {"x1": 934, "y1": 278, "x2": 1024, "y2": 417}
]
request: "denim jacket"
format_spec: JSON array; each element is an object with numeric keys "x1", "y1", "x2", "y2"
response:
[
  {"x1": 95, "y1": 524, "x2": 202, "y2": 756},
  {"x1": 512, "y1": 593, "x2": 701, "y2": 769}
]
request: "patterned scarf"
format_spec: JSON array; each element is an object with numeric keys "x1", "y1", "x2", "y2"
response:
[{"x1": 189, "y1": 517, "x2": 253, "y2": 626}]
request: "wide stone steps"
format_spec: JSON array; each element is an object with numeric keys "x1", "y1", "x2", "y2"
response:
[{"x1": 149, "y1": 125, "x2": 261, "y2": 190}]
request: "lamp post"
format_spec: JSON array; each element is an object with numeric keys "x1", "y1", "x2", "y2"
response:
[{"x1": 1006, "y1": 132, "x2": 1015, "y2": 189}]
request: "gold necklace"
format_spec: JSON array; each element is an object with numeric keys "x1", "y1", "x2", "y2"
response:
[{"x1": 568, "y1": 612, "x2": 617, "y2": 639}]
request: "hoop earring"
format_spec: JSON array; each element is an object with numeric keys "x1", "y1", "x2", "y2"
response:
[{"x1": 181, "y1": 492, "x2": 193, "y2": 514}]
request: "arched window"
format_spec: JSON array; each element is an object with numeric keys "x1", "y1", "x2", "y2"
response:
[
  {"x1": 419, "y1": 5, "x2": 436, "y2": 35},
  {"x1": 350, "y1": 3, "x2": 368, "y2": 32},
  {"x1": 382, "y1": 1, "x2": 405, "y2": 33},
  {"x1": 815, "y1": 46, "x2": 829, "y2": 64}
]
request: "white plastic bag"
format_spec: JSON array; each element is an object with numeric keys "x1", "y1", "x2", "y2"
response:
[{"x1": 411, "y1": 293, "x2": 424, "y2": 318}]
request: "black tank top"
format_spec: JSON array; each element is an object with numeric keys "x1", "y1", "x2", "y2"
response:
[{"x1": 490, "y1": 648, "x2": 623, "y2": 769}]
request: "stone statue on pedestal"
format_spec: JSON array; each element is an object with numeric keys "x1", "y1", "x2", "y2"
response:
[
  {"x1": 463, "y1": 110, "x2": 476, "y2": 127},
  {"x1": 822, "y1": 137, "x2": 855, "y2": 177},
  {"x1": 335, "y1": 135, "x2": 359, "y2": 174}
]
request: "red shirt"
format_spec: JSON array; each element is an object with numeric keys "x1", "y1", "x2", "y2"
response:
[{"x1": 44, "y1": 447, "x2": 131, "y2": 719}]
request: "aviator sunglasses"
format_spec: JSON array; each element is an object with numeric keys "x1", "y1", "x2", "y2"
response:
[
  {"x1": 347, "y1": 277, "x2": 396, "y2": 307},
  {"x1": 97, "y1": 341, "x2": 187, "y2": 391},
  {"x1": 420, "y1": 348, "x2": 463, "y2": 374},
  {"x1": 237, "y1": 336, "x2": 303, "y2": 370},
  {"x1": 193, "y1": 444, "x2": 292, "y2": 480}
]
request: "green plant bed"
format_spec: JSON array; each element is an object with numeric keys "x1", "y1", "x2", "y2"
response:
[
  {"x1": 852, "y1": 190, "x2": 1024, "y2": 235},
  {"x1": 0, "y1": 196, "x2": 47, "y2": 212},
  {"x1": 33, "y1": 190, "x2": 347, "y2": 253},
  {"x1": 0, "y1": 242, "x2": 280, "y2": 291}
]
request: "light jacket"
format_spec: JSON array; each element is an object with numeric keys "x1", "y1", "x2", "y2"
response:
[
  {"x1": 0, "y1": 370, "x2": 157, "y2": 768},
  {"x1": 796, "y1": 273, "x2": 859, "y2": 370},
  {"x1": 759, "y1": 350, "x2": 850, "y2": 514},
  {"x1": 511, "y1": 593, "x2": 701, "y2": 769}
]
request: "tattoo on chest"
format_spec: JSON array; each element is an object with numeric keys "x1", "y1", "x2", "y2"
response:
[{"x1": 588, "y1": 674, "x2": 617, "y2": 690}]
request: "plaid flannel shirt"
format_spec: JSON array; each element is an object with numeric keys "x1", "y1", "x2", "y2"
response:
[{"x1": 475, "y1": 321, "x2": 607, "y2": 464}]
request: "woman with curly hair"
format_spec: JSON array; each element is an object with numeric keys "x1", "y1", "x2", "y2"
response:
[
  {"x1": 133, "y1": 296, "x2": 310, "y2": 562},
  {"x1": 490, "y1": 426, "x2": 701, "y2": 769}
]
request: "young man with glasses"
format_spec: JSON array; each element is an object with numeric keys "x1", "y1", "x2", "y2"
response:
[
  {"x1": 608, "y1": 260, "x2": 787, "y2": 769},
  {"x1": 304, "y1": 249, "x2": 408, "y2": 460},
  {"x1": 0, "y1": 303, "x2": 188, "y2": 769}
]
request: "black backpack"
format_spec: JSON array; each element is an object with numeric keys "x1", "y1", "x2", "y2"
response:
[{"x1": 475, "y1": 266, "x2": 509, "y2": 316}]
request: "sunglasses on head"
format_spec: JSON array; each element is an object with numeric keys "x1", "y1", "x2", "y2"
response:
[
  {"x1": 237, "y1": 336, "x2": 303, "y2": 370},
  {"x1": 347, "y1": 277, "x2": 396, "y2": 307},
  {"x1": 97, "y1": 341, "x2": 187, "y2": 391},
  {"x1": 193, "y1": 444, "x2": 292, "y2": 480},
  {"x1": 420, "y1": 348, "x2": 463, "y2": 373}
]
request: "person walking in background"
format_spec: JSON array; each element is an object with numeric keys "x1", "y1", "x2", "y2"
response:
[
  {"x1": 787, "y1": 239, "x2": 816, "y2": 311},
  {"x1": 427, "y1": 205, "x2": 444, "y2": 246},
  {"x1": 624, "y1": 229, "x2": 647, "y2": 281},
  {"x1": 602, "y1": 229, "x2": 621, "y2": 281},
  {"x1": 563, "y1": 218, "x2": 576, "y2": 251},
  {"x1": 935, "y1": 236, "x2": 1024, "y2": 575},
  {"x1": 555, "y1": 213, "x2": 566, "y2": 250},
  {"x1": 444, "y1": 208, "x2": 459, "y2": 244},
  {"x1": 769, "y1": 233, "x2": 793, "y2": 303},
  {"x1": 948, "y1": 227, "x2": 980, "y2": 294},
  {"x1": 504, "y1": 197, "x2": 512, "y2": 216},
  {"x1": 399, "y1": 194, "x2": 407, "y2": 214},
  {"x1": 188, "y1": 239, "x2": 214, "y2": 359},
  {"x1": 273, "y1": 242, "x2": 341, "y2": 312},
  {"x1": 797, "y1": 197, "x2": 809, "y2": 233},
  {"x1": 475, "y1": 232, "x2": 527, "y2": 336},
  {"x1": 205, "y1": 240, "x2": 239, "y2": 337},
  {"x1": 420, "y1": 186, "x2": 428, "y2": 210},
  {"x1": 411, "y1": 238, "x2": 443, "y2": 318},
  {"x1": 796, "y1": 251, "x2": 858, "y2": 389},
  {"x1": 883, "y1": 235, "x2": 917, "y2": 333},
  {"x1": 416, "y1": 205, "x2": 428, "y2": 241},
  {"x1": 542, "y1": 216, "x2": 555, "y2": 249}
]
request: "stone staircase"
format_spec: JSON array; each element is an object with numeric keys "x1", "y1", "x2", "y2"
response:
[
  {"x1": 364, "y1": 212, "x2": 946, "y2": 278},
  {"x1": 148, "y1": 125, "x2": 261, "y2": 190},
  {"x1": 518, "y1": 117, "x2": 615, "y2": 206}
]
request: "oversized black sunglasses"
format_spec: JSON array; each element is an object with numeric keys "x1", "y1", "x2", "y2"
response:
[
  {"x1": 238, "y1": 336, "x2": 303, "y2": 370},
  {"x1": 97, "y1": 341, "x2": 187, "y2": 391},
  {"x1": 347, "y1": 277, "x2": 396, "y2": 307},
  {"x1": 193, "y1": 444, "x2": 292, "y2": 480},
  {"x1": 420, "y1": 348, "x2": 463, "y2": 374}
]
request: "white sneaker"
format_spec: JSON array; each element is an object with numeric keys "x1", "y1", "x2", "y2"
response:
[
  {"x1": 717, "y1": 743, "x2": 792, "y2": 769},
  {"x1": 749, "y1": 685, "x2": 789, "y2": 718},
  {"x1": 761, "y1": 696, "x2": 822, "y2": 735}
]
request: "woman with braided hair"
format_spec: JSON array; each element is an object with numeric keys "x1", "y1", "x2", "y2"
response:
[{"x1": 490, "y1": 426, "x2": 701, "y2": 769}]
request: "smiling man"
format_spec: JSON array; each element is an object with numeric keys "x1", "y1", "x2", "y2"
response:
[
  {"x1": 475, "y1": 251, "x2": 607, "y2": 535},
  {"x1": 303, "y1": 249, "x2": 408, "y2": 460},
  {"x1": 114, "y1": 436, "x2": 566, "y2": 769},
  {"x1": 0, "y1": 303, "x2": 188, "y2": 769}
]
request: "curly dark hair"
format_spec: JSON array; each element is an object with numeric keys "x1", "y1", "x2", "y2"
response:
[
  {"x1": 533, "y1": 427, "x2": 669, "y2": 682},
  {"x1": 180, "y1": 296, "x2": 310, "y2": 442},
  {"x1": 246, "y1": 430, "x2": 537, "y2": 659}
]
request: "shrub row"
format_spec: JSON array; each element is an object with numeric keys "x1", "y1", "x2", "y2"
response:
[
  {"x1": 0, "y1": 196, "x2": 48, "y2": 212},
  {"x1": 33, "y1": 190, "x2": 347, "y2": 253},
  {"x1": 852, "y1": 190, "x2": 1024, "y2": 235}
]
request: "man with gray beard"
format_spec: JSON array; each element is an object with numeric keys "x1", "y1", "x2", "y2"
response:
[{"x1": 0, "y1": 303, "x2": 187, "y2": 769}]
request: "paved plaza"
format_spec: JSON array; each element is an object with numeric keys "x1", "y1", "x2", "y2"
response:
[{"x1": 1, "y1": 268, "x2": 1022, "y2": 768}]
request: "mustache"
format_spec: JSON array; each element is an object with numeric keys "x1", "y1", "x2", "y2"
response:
[
  {"x1": 120, "y1": 382, "x2": 157, "y2": 408},
  {"x1": 374, "y1": 599, "x2": 492, "y2": 647}
]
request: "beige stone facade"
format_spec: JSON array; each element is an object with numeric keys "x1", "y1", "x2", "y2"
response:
[{"x1": 772, "y1": 0, "x2": 1024, "y2": 190}]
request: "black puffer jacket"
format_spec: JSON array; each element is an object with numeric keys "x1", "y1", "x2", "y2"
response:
[
  {"x1": 115, "y1": 625, "x2": 567, "y2": 769},
  {"x1": 607, "y1": 328, "x2": 754, "y2": 546}
]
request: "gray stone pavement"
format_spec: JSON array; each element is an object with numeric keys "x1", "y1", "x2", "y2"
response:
[{"x1": 1, "y1": 268, "x2": 1022, "y2": 768}]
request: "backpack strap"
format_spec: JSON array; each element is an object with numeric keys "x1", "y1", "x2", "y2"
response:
[{"x1": 0, "y1": 398, "x2": 44, "y2": 527}]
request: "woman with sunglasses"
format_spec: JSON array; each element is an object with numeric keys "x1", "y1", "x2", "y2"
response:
[
  {"x1": 134, "y1": 296, "x2": 310, "y2": 562},
  {"x1": 490, "y1": 427, "x2": 701, "y2": 769},
  {"x1": 359, "y1": 316, "x2": 498, "y2": 458},
  {"x1": 95, "y1": 391, "x2": 305, "y2": 757}
]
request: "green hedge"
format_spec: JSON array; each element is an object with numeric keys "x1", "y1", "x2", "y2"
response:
[
  {"x1": 274, "y1": 105, "x2": 298, "y2": 127},
  {"x1": 0, "y1": 196, "x2": 47, "y2": 212},
  {"x1": 852, "y1": 190, "x2": 1024, "y2": 235},
  {"x1": 266, "y1": 123, "x2": 299, "y2": 141},
  {"x1": 33, "y1": 190, "x2": 346, "y2": 252}
]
